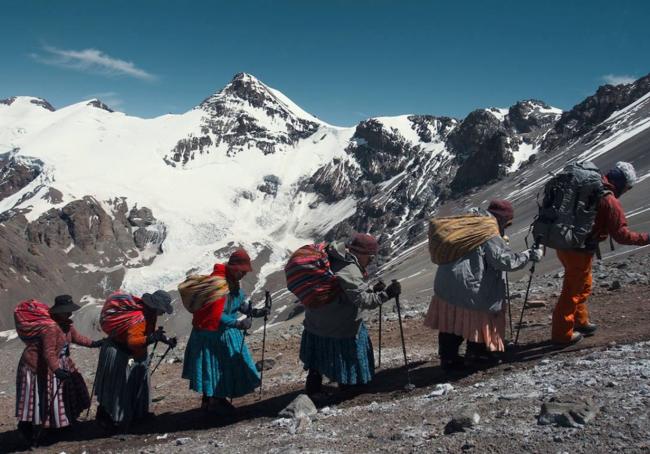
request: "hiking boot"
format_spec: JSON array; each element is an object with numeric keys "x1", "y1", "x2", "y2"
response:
[
  {"x1": 574, "y1": 322, "x2": 597, "y2": 337},
  {"x1": 553, "y1": 331, "x2": 583, "y2": 346},
  {"x1": 17, "y1": 421, "x2": 34, "y2": 445},
  {"x1": 440, "y1": 356, "x2": 466, "y2": 372},
  {"x1": 305, "y1": 369, "x2": 323, "y2": 396}
]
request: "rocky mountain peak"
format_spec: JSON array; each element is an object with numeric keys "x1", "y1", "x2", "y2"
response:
[
  {"x1": 0, "y1": 96, "x2": 55, "y2": 112},
  {"x1": 542, "y1": 72, "x2": 650, "y2": 152},
  {"x1": 507, "y1": 99, "x2": 561, "y2": 134},
  {"x1": 166, "y1": 73, "x2": 321, "y2": 165},
  {"x1": 86, "y1": 99, "x2": 114, "y2": 113}
]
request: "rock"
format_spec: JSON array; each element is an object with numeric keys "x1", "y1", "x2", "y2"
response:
[
  {"x1": 609, "y1": 281, "x2": 622, "y2": 291},
  {"x1": 279, "y1": 394, "x2": 317, "y2": 420},
  {"x1": 256, "y1": 358, "x2": 276, "y2": 372},
  {"x1": 426, "y1": 383, "x2": 454, "y2": 397},
  {"x1": 538, "y1": 396, "x2": 599, "y2": 427},
  {"x1": 289, "y1": 415, "x2": 312, "y2": 435},
  {"x1": 175, "y1": 437, "x2": 192, "y2": 445},
  {"x1": 444, "y1": 407, "x2": 480, "y2": 434},
  {"x1": 525, "y1": 300, "x2": 547, "y2": 309}
]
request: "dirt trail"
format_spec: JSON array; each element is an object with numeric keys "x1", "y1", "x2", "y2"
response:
[{"x1": 1, "y1": 278, "x2": 649, "y2": 453}]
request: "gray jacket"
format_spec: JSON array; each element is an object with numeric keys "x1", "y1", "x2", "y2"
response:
[
  {"x1": 303, "y1": 241, "x2": 387, "y2": 339},
  {"x1": 434, "y1": 235, "x2": 530, "y2": 314}
]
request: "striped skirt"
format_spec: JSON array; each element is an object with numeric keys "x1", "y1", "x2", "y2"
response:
[
  {"x1": 299, "y1": 323, "x2": 375, "y2": 385},
  {"x1": 182, "y1": 327, "x2": 261, "y2": 398},
  {"x1": 94, "y1": 341, "x2": 150, "y2": 424},
  {"x1": 424, "y1": 295, "x2": 506, "y2": 352},
  {"x1": 15, "y1": 357, "x2": 89, "y2": 428}
]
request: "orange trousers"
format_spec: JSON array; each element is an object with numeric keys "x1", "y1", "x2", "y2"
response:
[{"x1": 551, "y1": 249, "x2": 593, "y2": 342}]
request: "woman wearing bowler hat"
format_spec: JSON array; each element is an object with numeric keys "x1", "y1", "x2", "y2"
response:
[{"x1": 15, "y1": 295, "x2": 103, "y2": 442}]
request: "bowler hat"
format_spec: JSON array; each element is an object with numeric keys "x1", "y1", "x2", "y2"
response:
[
  {"x1": 141, "y1": 290, "x2": 173, "y2": 314},
  {"x1": 49, "y1": 294, "x2": 81, "y2": 314}
]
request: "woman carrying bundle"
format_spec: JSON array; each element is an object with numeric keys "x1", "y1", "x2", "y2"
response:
[
  {"x1": 14, "y1": 295, "x2": 103, "y2": 443},
  {"x1": 94, "y1": 289, "x2": 175, "y2": 429},
  {"x1": 424, "y1": 200, "x2": 543, "y2": 371},
  {"x1": 182, "y1": 248, "x2": 267, "y2": 413},
  {"x1": 296, "y1": 234, "x2": 400, "y2": 395}
]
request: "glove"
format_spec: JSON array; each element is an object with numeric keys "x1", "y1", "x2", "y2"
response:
[
  {"x1": 89, "y1": 338, "x2": 106, "y2": 348},
  {"x1": 385, "y1": 281, "x2": 402, "y2": 299},
  {"x1": 164, "y1": 336, "x2": 178, "y2": 349},
  {"x1": 236, "y1": 317, "x2": 252, "y2": 331},
  {"x1": 251, "y1": 308, "x2": 268, "y2": 318},
  {"x1": 54, "y1": 368, "x2": 71, "y2": 381},
  {"x1": 239, "y1": 300, "x2": 252, "y2": 315},
  {"x1": 372, "y1": 280, "x2": 387, "y2": 293},
  {"x1": 146, "y1": 328, "x2": 167, "y2": 345},
  {"x1": 529, "y1": 247, "x2": 544, "y2": 263}
]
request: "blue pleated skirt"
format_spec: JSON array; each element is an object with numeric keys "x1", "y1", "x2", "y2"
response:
[
  {"x1": 299, "y1": 322, "x2": 375, "y2": 385},
  {"x1": 182, "y1": 327, "x2": 260, "y2": 398}
]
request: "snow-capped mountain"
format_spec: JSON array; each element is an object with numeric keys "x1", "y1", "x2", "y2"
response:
[{"x1": 1, "y1": 72, "x2": 649, "y2": 332}]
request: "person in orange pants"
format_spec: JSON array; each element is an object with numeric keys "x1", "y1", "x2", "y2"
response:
[
  {"x1": 551, "y1": 162, "x2": 649, "y2": 345},
  {"x1": 552, "y1": 250, "x2": 593, "y2": 343}
]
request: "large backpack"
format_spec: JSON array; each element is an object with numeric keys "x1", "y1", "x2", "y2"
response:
[
  {"x1": 531, "y1": 161, "x2": 605, "y2": 250},
  {"x1": 428, "y1": 214, "x2": 500, "y2": 265},
  {"x1": 178, "y1": 274, "x2": 229, "y2": 313},
  {"x1": 100, "y1": 292, "x2": 146, "y2": 337},
  {"x1": 285, "y1": 243, "x2": 341, "y2": 309},
  {"x1": 14, "y1": 299, "x2": 57, "y2": 343}
]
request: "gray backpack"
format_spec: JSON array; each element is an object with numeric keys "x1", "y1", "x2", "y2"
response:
[{"x1": 532, "y1": 161, "x2": 605, "y2": 250}]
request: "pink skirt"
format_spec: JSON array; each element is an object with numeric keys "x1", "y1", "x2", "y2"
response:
[{"x1": 424, "y1": 295, "x2": 506, "y2": 352}]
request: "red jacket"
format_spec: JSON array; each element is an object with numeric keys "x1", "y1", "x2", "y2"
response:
[
  {"x1": 589, "y1": 177, "x2": 649, "y2": 248},
  {"x1": 19, "y1": 324, "x2": 91, "y2": 374},
  {"x1": 192, "y1": 263, "x2": 228, "y2": 331}
]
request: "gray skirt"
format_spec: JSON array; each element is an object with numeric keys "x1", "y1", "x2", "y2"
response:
[{"x1": 94, "y1": 340, "x2": 150, "y2": 424}]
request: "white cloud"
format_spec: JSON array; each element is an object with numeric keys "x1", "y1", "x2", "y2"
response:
[
  {"x1": 602, "y1": 74, "x2": 637, "y2": 86},
  {"x1": 32, "y1": 46, "x2": 156, "y2": 81}
]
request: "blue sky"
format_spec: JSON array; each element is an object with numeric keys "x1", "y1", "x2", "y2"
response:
[{"x1": 2, "y1": 0, "x2": 649, "y2": 126}]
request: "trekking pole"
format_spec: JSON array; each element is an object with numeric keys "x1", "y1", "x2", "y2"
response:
[
  {"x1": 84, "y1": 375, "x2": 97, "y2": 420},
  {"x1": 506, "y1": 274, "x2": 513, "y2": 341},
  {"x1": 150, "y1": 344, "x2": 173, "y2": 376},
  {"x1": 393, "y1": 280, "x2": 414, "y2": 390},
  {"x1": 378, "y1": 304, "x2": 383, "y2": 368},
  {"x1": 259, "y1": 290, "x2": 272, "y2": 399},
  {"x1": 514, "y1": 236, "x2": 543, "y2": 347}
]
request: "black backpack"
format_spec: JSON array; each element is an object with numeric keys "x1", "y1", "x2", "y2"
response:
[{"x1": 532, "y1": 161, "x2": 606, "y2": 250}]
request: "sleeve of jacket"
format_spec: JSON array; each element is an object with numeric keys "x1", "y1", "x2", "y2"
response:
[
  {"x1": 220, "y1": 292, "x2": 245, "y2": 327},
  {"x1": 41, "y1": 325, "x2": 62, "y2": 372},
  {"x1": 70, "y1": 326, "x2": 92, "y2": 347},
  {"x1": 336, "y1": 263, "x2": 387, "y2": 310},
  {"x1": 604, "y1": 196, "x2": 650, "y2": 246},
  {"x1": 483, "y1": 236, "x2": 530, "y2": 272}
]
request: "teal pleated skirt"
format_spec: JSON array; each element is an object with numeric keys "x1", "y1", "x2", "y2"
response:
[
  {"x1": 182, "y1": 327, "x2": 260, "y2": 398},
  {"x1": 299, "y1": 322, "x2": 375, "y2": 385}
]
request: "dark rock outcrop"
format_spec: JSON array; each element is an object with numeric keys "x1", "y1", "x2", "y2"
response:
[
  {"x1": 542, "y1": 73, "x2": 650, "y2": 152},
  {"x1": 0, "y1": 151, "x2": 43, "y2": 202},
  {"x1": 87, "y1": 99, "x2": 114, "y2": 113}
]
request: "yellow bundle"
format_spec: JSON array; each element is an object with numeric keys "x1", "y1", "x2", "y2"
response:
[
  {"x1": 178, "y1": 274, "x2": 229, "y2": 313},
  {"x1": 428, "y1": 215, "x2": 500, "y2": 264}
]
